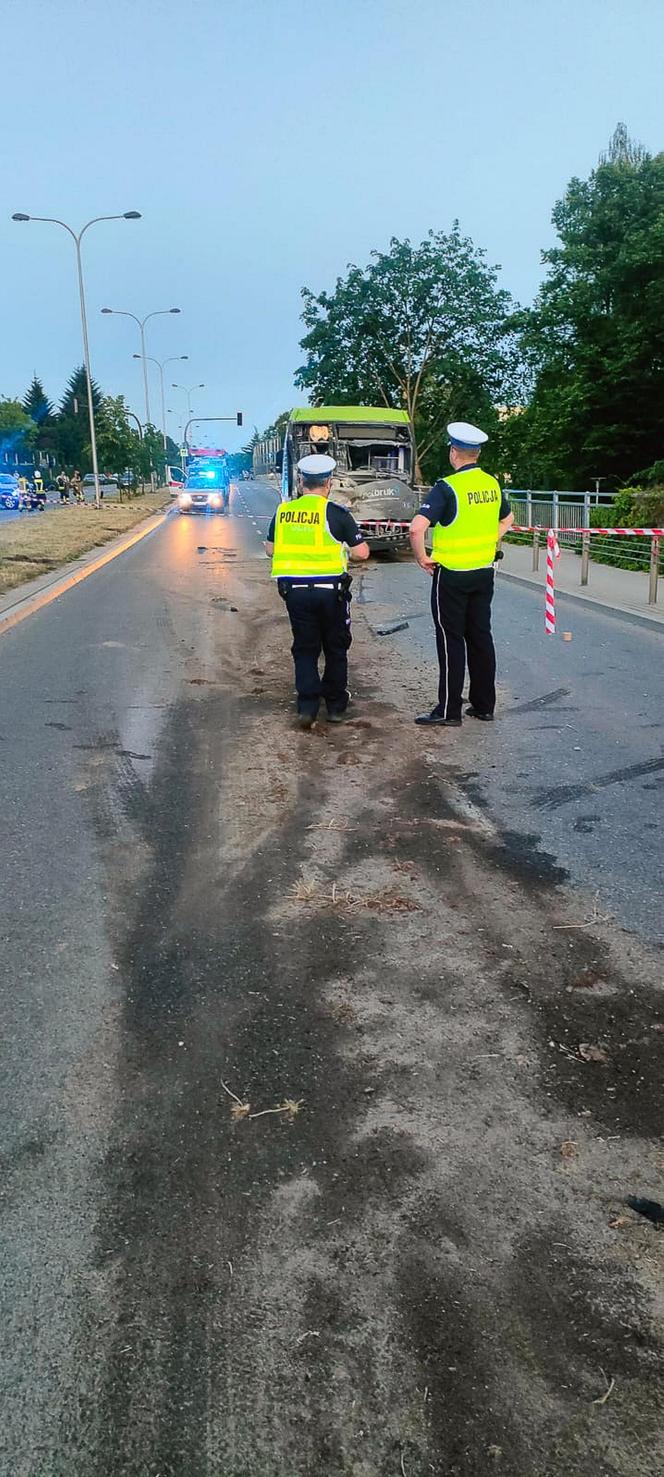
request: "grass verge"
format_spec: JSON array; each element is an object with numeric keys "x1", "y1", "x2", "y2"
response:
[{"x1": 0, "y1": 492, "x2": 170, "y2": 597}]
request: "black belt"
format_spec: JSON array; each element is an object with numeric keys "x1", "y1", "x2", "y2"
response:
[
  {"x1": 278, "y1": 575, "x2": 352, "y2": 599},
  {"x1": 279, "y1": 577, "x2": 350, "y2": 589}
]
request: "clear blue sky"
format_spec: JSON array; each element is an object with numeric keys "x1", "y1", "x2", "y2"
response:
[{"x1": 2, "y1": 0, "x2": 663, "y2": 451}]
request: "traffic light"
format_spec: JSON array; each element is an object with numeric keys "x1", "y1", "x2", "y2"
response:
[{"x1": 236, "y1": 411, "x2": 243, "y2": 427}]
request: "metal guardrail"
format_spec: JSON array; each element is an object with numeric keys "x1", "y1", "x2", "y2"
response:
[
  {"x1": 509, "y1": 492, "x2": 615, "y2": 530},
  {"x1": 514, "y1": 526, "x2": 662, "y2": 606}
]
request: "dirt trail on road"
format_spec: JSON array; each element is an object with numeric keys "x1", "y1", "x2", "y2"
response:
[{"x1": 71, "y1": 543, "x2": 663, "y2": 1477}]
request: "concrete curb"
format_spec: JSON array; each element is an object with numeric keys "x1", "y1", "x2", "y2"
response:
[
  {"x1": 0, "y1": 505, "x2": 171, "y2": 638},
  {"x1": 498, "y1": 567, "x2": 664, "y2": 634}
]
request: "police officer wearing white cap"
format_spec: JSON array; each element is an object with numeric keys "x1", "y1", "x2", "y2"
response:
[
  {"x1": 409, "y1": 422, "x2": 514, "y2": 726},
  {"x1": 265, "y1": 453, "x2": 370, "y2": 729}
]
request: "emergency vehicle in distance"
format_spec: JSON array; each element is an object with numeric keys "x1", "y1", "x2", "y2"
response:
[
  {"x1": 173, "y1": 447, "x2": 231, "y2": 515},
  {"x1": 281, "y1": 407, "x2": 419, "y2": 551}
]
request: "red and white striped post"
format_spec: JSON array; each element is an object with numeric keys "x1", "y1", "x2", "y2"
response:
[{"x1": 545, "y1": 529, "x2": 560, "y2": 634}]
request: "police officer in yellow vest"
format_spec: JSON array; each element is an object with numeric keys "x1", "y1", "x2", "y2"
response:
[
  {"x1": 265, "y1": 453, "x2": 370, "y2": 729},
  {"x1": 409, "y1": 422, "x2": 514, "y2": 727}
]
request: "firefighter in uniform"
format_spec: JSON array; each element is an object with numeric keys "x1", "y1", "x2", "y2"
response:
[
  {"x1": 409, "y1": 422, "x2": 514, "y2": 727},
  {"x1": 265, "y1": 453, "x2": 370, "y2": 729}
]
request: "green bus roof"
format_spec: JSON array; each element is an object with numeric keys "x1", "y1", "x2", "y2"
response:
[{"x1": 290, "y1": 405, "x2": 411, "y2": 426}]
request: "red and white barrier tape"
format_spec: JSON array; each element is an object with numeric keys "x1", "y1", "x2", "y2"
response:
[
  {"x1": 545, "y1": 530, "x2": 560, "y2": 634},
  {"x1": 512, "y1": 525, "x2": 664, "y2": 536},
  {"x1": 357, "y1": 521, "x2": 663, "y2": 536},
  {"x1": 356, "y1": 521, "x2": 660, "y2": 636}
]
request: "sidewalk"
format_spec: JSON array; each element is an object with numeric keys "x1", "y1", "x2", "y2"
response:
[{"x1": 500, "y1": 540, "x2": 664, "y2": 628}]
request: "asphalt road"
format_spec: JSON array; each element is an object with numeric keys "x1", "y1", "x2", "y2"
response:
[
  {"x1": 1, "y1": 498, "x2": 261, "y2": 1474},
  {"x1": 355, "y1": 553, "x2": 664, "y2": 947},
  {"x1": 1, "y1": 481, "x2": 662, "y2": 1475},
  {"x1": 0, "y1": 491, "x2": 114, "y2": 525},
  {"x1": 0, "y1": 495, "x2": 67, "y2": 524},
  {"x1": 241, "y1": 479, "x2": 664, "y2": 945}
]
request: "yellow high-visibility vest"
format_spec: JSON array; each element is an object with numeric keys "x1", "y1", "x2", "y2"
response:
[
  {"x1": 271, "y1": 494, "x2": 348, "y2": 579},
  {"x1": 431, "y1": 467, "x2": 501, "y2": 570}
]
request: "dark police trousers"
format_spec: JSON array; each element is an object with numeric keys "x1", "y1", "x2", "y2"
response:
[
  {"x1": 280, "y1": 580, "x2": 352, "y2": 717},
  {"x1": 431, "y1": 564, "x2": 496, "y2": 720}
]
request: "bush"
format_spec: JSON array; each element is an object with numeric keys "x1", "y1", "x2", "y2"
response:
[{"x1": 588, "y1": 486, "x2": 662, "y2": 572}]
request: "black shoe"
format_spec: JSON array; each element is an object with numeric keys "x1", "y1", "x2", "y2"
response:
[
  {"x1": 466, "y1": 707, "x2": 494, "y2": 722},
  {"x1": 415, "y1": 711, "x2": 462, "y2": 727},
  {"x1": 297, "y1": 712, "x2": 317, "y2": 730},
  {"x1": 326, "y1": 710, "x2": 347, "y2": 724}
]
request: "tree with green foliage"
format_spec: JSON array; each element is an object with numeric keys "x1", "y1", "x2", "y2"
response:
[
  {"x1": 22, "y1": 374, "x2": 56, "y2": 456},
  {"x1": 507, "y1": 125, "x2": 664, "y2": 489},
  {"x1": 22, "y1": 375, "x2": 54, "y2": 426},
  {"x1": 0, "y1": 398, "x2": 38, "y2": 461},
  {"x1": 141, "y1": 423, "x2": 170, "y2": 485},
  {"x1": 296, "y1": 229, "x2": 521, "y2": 480},
  {"x1": 260, "y1": 410, "x2": 290, "y2": 442},
  {"x1": 57, "y1": 366, "x2": 103, "y2": 470},
  {"x1": 93, "y1": 396, "x2": 144, "y2": 489},
  {"x1": 87, "y1": 402, "x2": 179, "y2": 492},
  {"x1": 59, "y1": 365, "x2": 102, "y2": 420}
]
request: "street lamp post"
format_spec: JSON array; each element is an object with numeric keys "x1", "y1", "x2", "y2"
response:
[
  {"x1": 124, "y1": 409, "x2": 143, "y2": 439},
  {"x1": 134, "y1": 353, "x2": 188, "y2": 451},
  {"x1": 172, "y1": 382, "x2": 205, "y2": 419},
  {"x1": 101, "y1": 306, "x2": 181, "y2": 426},
  {"x1": 121, "y1": 409, "x2": 144, "y2": 496},
  {"x1": 11, "y1": 210, "x2": 141, "y2": 509},
  {"x1": 167, "y1": 409, "x2": 186, "y2": 468}
]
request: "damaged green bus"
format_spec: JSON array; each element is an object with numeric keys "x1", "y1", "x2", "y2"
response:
[{"x1": 282, "y1": 406, "x2": 418, "y2": 551}]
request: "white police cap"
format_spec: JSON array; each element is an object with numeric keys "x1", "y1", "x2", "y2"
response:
[
  {"x1": 297, "y1": 453, "x2": 336, "y2": 476},
  {"x1": 447, "y1": 421, "x2": 489, "y2": 450}
]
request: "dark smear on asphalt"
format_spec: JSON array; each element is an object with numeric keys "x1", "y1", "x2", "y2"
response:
[
  {"x1": 0, "y1": 1132, "x2": 51, "y2": 1182},
  {"x1": 474, "y1": 826, "x2": 569, "y2": 888},
  {"x1": 509, "y1": 1231, "x2": 663, "y2": 1435},
  {"x1": 71, "y1": 739, "x2": 150, "y2": 759},
  {"x1": 45, "y1": 721, "x2": 72, "y2": 731},
  {"x1": 399, "y1": 1246, "x2": 528, "y2": 1476},
  {"x1": 399, "y1": 761, "x2": 663, "y2": 1146},
  {"x1": 465, "y1": 846, "x2": 662, "y2": 1137},
  {"x1": 504, "y1": 686, "x2": 571, "y2": 715},
  {"x1": 58, "y1": 688, "x2": 664, "y2": 1475},
  {"x1": 73, "y1": 692, "x2": 430, "y2": 1474},
  {"x1": 532, "y1": 755, "x2": 664, "y2": 810}
]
